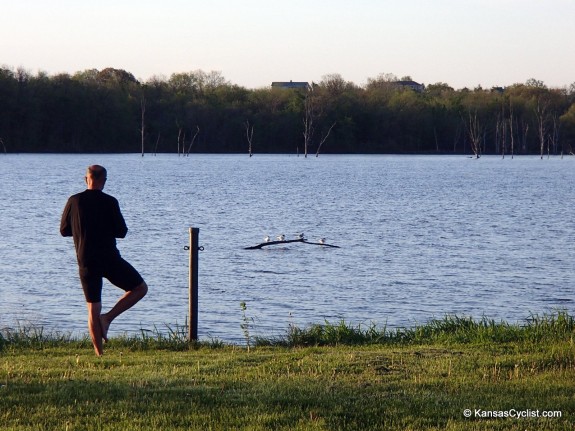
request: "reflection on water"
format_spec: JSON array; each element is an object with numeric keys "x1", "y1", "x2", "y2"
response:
[{"x1": 1, "y1": 153, "x2": 574, "y2": 342}]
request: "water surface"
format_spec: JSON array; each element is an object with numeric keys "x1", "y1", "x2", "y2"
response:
[{"x1": 1, "y1": 154, "x2": 573, "y2": 342}]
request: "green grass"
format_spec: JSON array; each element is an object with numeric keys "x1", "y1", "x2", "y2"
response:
[
  {"x1": 262, "y1": 311, "x2": 575, "y2": 347},
  {"x1": 1, "y1": 312, "x2": 575, "y2": 430}
]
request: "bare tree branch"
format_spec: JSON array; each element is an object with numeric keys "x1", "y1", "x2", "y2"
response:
[
  {"x1": 186, "y1": 126, "x2": 200, "y2": 156},
  {"x1": 315, "y1": 122, "x2": 336, "y2": 157}
]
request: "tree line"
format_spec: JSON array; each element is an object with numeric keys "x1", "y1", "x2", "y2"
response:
[{"x1": 1, "y1": 66, "x2": 574, "y2": 156}]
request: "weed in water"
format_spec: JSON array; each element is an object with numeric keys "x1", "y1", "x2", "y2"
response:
[{"x1": 240, "y1": 301, "x2": 255, "y2": 351}]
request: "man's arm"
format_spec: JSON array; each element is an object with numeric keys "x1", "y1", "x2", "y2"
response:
[
  {"x1": 60, "y1": 199, "x2": 73, "y2": 237},
  {"x1": 113, "y1": 199, "x2": 128, "y2": 239}
]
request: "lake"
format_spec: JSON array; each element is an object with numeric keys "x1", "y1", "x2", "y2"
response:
[{"x1": 1, "y1": 153, "x2": 574, "y2": 343}]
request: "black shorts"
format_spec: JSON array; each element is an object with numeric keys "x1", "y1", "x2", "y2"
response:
[{"x1": 79, "y1": 257, "x2": 144, "y2": 303}]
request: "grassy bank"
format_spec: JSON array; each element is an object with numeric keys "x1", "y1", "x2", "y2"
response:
[{"x1": 1, "y1": 313, "x2": 574, "y2": 430}]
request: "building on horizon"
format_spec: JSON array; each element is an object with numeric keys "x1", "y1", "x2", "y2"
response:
[
  {"x1": 271, "y1": 80, "x2": 311, "y2": 91},
  {"x1": 394, "y1": 80, "x2": 425, "y2": 92}
]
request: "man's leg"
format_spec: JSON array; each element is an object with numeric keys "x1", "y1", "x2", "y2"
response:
[
  {"x1": 100, "y1": 281, "x2": 148, "y2": 342},
  {"x1": 87, "y1": 301, "x2": 104, "y2": 356}
]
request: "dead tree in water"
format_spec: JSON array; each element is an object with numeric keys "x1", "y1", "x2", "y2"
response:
[
  {"x1": 315, "y1": 122, "x2": 336, "y2": 157},
  {"x1": 452, "y1": 125, "x2": 463, "y2": 153},
  {"x1": 508, "y1": 103, "x2": 515, "y2": 159},
  {"x1": 520, "y1": 120, "x2": 529, "y2": 154},
  {"x1": 550, "y1": 113, "x2": 559, "y2": 157},
  {"x1": 244, "y1": 120, "x2": 254, "y2": 157},
  {"x1": 466, "y1": 111, "x2": 483, "y2": 158},
  {"x1": 495, "y1": 109, "x2": 504, "y2": 158},
  {"x1": 303, "y1": 109, "x2": 313, "y2": 158},
  {"x1": 501, "y1": 117, "x2": 507, "y2": 159},
  {"x1": 186, "y1": 126, "x2": 200, "y2": 156},
  {"x1": 177, "y1": 126, "x2": 183, "y2": 156},
  {"x1": 154, "y1": 133, "x2": 161, "y2": 156},
  {"x1": 303, "y1": 89, "x2": 316, "y2": 158},
  {"x1": 140, "y1": 96, "x2": 146, "y2": 157},
  {"x1": 535, "y1": 98, "x2": 549, "y2": 159}
]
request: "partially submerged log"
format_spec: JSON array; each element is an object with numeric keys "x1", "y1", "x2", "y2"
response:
[
  {"x1": 303, "y1": 240, "x2": 340, "y2": 248},
  {"x1": 244, "y1": 238, "x2": 340, "y2": 250}
]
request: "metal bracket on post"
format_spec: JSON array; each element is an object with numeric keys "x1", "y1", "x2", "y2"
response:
[{"x1": 188, "y1": 227, "x2": 200, "y2": 342}]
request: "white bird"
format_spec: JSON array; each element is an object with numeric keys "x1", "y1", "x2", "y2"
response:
[
  {"x1": 264, "y1": 236, "x2": 271, "y2": 243},
  {"x1": 318, "y1": 238, "x2": 326, "y2": 244},
  {"x1": 296, "y1": 233, "x2": 305, "y2": 239},
  {"x1": 277, "y1": 234, "x2": 285, "y2": 241}
]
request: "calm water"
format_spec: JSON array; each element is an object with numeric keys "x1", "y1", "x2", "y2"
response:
[{"x1": 1, "y1": 153, "x2": 574, "y2": 343}]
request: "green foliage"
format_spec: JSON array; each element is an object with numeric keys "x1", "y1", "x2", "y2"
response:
[
  {"x1": 1, "y1": 65, "x2": 574, "y2": 155},
  {"x1": 560, "y1": 103, "x2": 575, "y2": 152},
  {"x1": 258, "y1": 311, "x2": 575, "y2": 348}
]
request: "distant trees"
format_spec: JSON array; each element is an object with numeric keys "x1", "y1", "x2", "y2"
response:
[
  {"x1": 0, "y1": 65, "x2": 574, "y2": 155},
  {"x1": 560, "y1": 103, "x2": 575, "y2": 155}
]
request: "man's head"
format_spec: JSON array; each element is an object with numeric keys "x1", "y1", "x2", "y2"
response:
[{"x1": 85, "y1": 165, "x2": 107, "y2": 190}]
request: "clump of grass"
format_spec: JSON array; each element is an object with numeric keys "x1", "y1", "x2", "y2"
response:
[
  {"x1": 0, "y1": 322, "x2": 223, "y2": 353},
  {"x1": 259, "y1": 311, "x2": 575, "y2": 347},
  {"x1": 0, "y1": 323, "x2": 83, "y2": 352},
  {"x1": 401, "y1": 311, "x2": 575, "y2": 345},
  {"x1": 112, "y1": 323, "x2": 224, "y2": 351},
  {"x1": 256, "y1": 319, "x2": 385, "y2": 347},
  {"x1": 524, "y1": 311, "x2": 575, "y2": 341}
]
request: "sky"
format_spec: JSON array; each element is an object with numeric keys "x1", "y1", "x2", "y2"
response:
[{"x1": 1, "y1": 0, "x2": 574, "y2": 90}]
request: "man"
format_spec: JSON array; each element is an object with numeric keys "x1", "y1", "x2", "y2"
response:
[{"x1": 60, "y1": 165, "x2": 148, "y2": 356}]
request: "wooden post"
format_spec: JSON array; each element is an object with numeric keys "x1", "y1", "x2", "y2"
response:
[{"x1": 188, "y1": 227, "x2": 199, "y2": 341}]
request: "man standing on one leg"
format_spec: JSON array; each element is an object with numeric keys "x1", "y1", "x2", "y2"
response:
[{"x1": 60, "y1": 165, "x2": 148, "y2": 356}]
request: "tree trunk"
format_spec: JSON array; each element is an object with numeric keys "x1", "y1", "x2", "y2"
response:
[
  {"x1": 535, "y1": 99, "x2": 548, "y2": 159},
  {"x1": 509, "y1": 104, "x2": 515, "y2": 159},
  {"x1": 303, "y1": 90, "x2": 315, "y2": 158},
  {"x1": 244, "y1": 120, "x2": 254, "y2": 157},
  {"x1": 466, "y1": 111, "x2": 482, "y2": 158},
  {"x1": 140, "y1": 96, "x2": 146, "y2": 157}
]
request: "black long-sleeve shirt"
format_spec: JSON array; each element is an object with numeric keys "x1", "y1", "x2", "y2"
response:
[{"x1": 60, "y1": 189, "x2": 128, "y2": 267}]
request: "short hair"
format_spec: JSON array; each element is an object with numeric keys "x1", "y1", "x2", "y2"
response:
[{"x1": 87, "y1": 165, "x2": 107, "y2": 181}]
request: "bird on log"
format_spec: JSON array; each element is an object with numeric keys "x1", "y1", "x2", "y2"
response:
[{"x1": 244, "y1": 237, "x2": 340, "y2": 250}]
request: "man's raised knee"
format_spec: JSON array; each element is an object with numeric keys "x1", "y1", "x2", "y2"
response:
[{"x1": 136, "y1": 281, "x2": 148, "y2": 297}]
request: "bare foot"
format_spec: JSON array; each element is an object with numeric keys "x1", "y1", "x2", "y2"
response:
[{"x1": 100, "y1": 314, "x2": 110, "y2": 343}]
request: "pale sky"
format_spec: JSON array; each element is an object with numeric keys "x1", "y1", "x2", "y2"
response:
[{"x1": 1, "y1": 0, "x2": 573, "y2": 89}]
